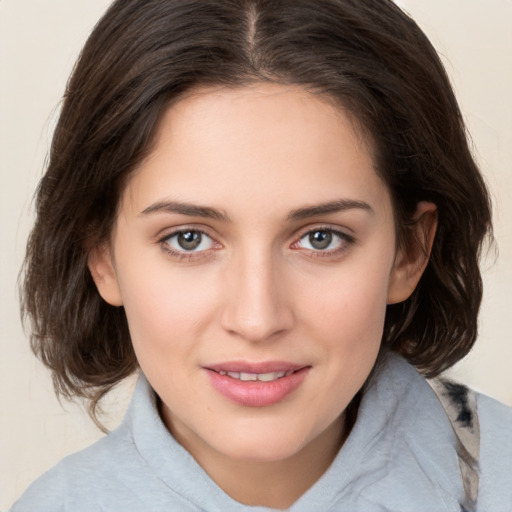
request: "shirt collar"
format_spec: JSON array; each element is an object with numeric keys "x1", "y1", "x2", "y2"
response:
[{"x1": 125, "y1": 352, "x2": 465, "y2": 511}]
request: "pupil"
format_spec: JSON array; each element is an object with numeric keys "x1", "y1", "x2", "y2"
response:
[
  {"x1": 309, "y1": 231, "x2": 332, "y2": 250},
  {"x1": 178, "y1": 231, "x2": 201, "y2": 250}
]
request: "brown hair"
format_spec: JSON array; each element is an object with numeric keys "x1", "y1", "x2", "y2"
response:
[{"x1": 22, "y1": 0, "x2": 492, "y2": 420}]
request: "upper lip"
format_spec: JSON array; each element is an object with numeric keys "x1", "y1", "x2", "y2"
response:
[{"x1": 204, "y1": 361, "x2": 308, "y2": 374}]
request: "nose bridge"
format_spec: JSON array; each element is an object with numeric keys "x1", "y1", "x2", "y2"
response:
[{"x1": 221, "y1": 244, "x2": 293, "y2": 342}]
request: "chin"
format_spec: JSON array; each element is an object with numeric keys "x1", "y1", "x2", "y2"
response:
[
  {"x1": 221, "y1": 437, "x2": 306, "y2": 463},
  {"x1": 210, "y1": 418, "x2": 321, "y2": 463}
]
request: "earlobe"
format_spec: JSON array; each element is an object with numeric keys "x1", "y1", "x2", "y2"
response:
[
  {"x1": 387, "y1": 201, "x2": 438, "y2": 305},
  {"x1": 88, "y1": 243, "x2": 123, "y2": 306}
]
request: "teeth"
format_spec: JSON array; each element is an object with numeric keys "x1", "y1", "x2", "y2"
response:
[
  {"x1": 221, "y1": 370, "x2": 293, "y2": 382},
  {"x1": 257, "y1": 372, "x2": 279, "y2": 382},
  {"x1": 240, "y1": 372, "x2": 258, "y2": 381}
]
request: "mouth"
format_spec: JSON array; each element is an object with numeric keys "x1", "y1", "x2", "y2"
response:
[
  {"x1": 214, "y1": 369, "x2": 297, "y2": 382},
  {"x1": 204, "y1": 362, "x2": 310, "y2": 407}
]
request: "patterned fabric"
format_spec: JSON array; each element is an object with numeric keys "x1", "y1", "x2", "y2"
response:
[{"x1": 429, "y1": 378, "x2": 480, "y2": 512}]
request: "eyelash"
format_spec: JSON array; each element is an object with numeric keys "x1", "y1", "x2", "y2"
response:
[
  {"x1": 158, "y1": 228, "x2": 219, "y2": 261},
  {"x1": 157, "y1": 225, "x2": 355, "y2": 261},
  {"x1": 291, "y1": 226, "x2": 355, "y2": 258}
]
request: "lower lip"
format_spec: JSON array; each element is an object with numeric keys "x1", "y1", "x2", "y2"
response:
[{"x1": 205, "y1": 368, "x2": 310, "y2": 407}]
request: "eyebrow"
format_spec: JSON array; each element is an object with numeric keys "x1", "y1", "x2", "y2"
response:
[
  {"x1": 287, "y1": 199, "x2": 374, "y2": 221},
  {"x1": 140, "y1": 198, "x2": 373, "y2": 223},
  {"x1": 140, "y1": 201, "x2": 231, "y2": 222}
]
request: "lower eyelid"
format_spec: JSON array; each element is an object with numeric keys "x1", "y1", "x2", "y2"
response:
[
  {"x1": 160, "y1": 242, "x2": 218, "y2": 263},
  {"x1": 306, "y1": 244, "x2": 350, "y2": 258},
  {"x1": 162, "y1": 246, "x2": 206, "y2": 261}
]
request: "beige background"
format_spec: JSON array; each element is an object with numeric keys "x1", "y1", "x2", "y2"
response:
[{"x1": 1, "y1": 0, "x2": 511, "y2": 508}]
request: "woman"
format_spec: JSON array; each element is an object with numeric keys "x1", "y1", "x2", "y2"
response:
[{"x1": 10, "y1": 0, "x2": 511, "y2": 510}]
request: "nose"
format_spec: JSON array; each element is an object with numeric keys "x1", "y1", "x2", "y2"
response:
[{"x1": 220, "y1": 248, "x2": 295, "y2": 343}]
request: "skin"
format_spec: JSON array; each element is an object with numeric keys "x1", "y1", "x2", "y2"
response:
[{"x1": 89, "y1": 83, "x2": 436, "y2": 508}]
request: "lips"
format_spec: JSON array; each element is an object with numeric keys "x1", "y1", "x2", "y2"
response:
[
  {"x1": 218, "y1": 370, "x2": 295, "y2": 382},
  {"x1": 204, "y1": 361, "x2": 310, "y2": 407}
]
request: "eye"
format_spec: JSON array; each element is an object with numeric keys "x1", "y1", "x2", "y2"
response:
[
  {"x1": 294, "y1": 228, "x2": 353, "y2": 253},
  {"x1": 163, "y1": 229, "x2": 216, "y2": 253}
]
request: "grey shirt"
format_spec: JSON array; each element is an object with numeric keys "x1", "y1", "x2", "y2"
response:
[{"x1": 10, "y1": 353, "x2": 512, "y2": 511}]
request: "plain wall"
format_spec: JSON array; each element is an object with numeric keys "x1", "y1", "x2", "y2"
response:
[{"x1": 1, "y1": 0, "x2": 511, "y2": 508}]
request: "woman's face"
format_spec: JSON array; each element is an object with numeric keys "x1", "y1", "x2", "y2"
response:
[{"x1": 91, "y1": 84, "x2": 424, "y2": 468}]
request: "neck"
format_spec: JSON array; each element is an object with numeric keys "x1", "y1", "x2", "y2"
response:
[
  {"x1": 210, "y1": 416, "x2": 347, "y2": 508},
  {"x1": 166, "y1": 408, "x2": 348, "y2": 509}
]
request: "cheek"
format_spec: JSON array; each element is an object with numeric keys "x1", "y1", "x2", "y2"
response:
[
  {"x1": 303, "y1": 255, "x2": 392, "y2": 344},
  {"x1": 115, "y1": 254, "x2": 221, "y2": 359},
  {"x1": 292, "y1": 265, "x2": 390, "y2": 436}
]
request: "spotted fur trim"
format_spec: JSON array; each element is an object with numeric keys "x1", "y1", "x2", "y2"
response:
[{"x1": 429, "y1": 378, "x2": 480, "y2": 512}]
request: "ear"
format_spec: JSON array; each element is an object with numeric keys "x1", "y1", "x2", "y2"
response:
[
  {"x1": 88, "y1": 243, "x2": 123, "y2": 306},
  {"x1": 387, "y1": 201, "x2": 438, "y2": 305}
]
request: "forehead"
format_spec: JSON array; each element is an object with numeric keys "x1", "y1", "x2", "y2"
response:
[
  {"x1": 150, "y1": 83, "x2": 374, "y2": 166},
  {"x1": 122, "y1": 83, "x2": 391, "y2": 221}
]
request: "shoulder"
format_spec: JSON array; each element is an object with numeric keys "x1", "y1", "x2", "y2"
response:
[
  {"x1": 477, "y1": 391, "x2": 512, "y2": 435},
  {"x1": 10, "y1": 428, "x2": 159, "y2": 512},
  {"x1": 429, "y1": 377, "x2": 512, "y2": 511},
  {"x1": 8, "y1": 426, "x2": 142, "y2": 512},
  {"x1": 8, "y1": 374, "x2": 202, "y2": 512},
  {"x1": 476, "y1": 393, "x2": 512, "y2": 511}
]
